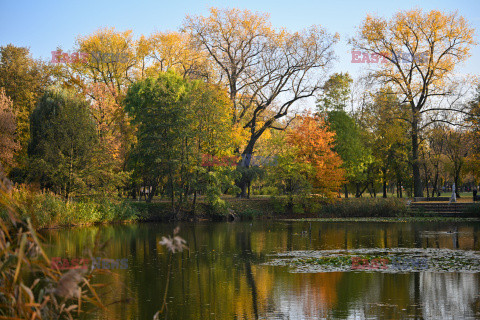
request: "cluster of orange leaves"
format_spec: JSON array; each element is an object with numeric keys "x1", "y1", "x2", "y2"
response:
[{"x1": 287, "y1": 115, "x2": 345, "y2": 197}]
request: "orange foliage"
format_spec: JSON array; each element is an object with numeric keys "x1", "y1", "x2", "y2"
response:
[{"x1": 287, "y1": 115, "x2": 345, "y2": 197}]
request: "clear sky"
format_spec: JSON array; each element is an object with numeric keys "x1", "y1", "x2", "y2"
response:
[{"x1": 1, "y1": 0, "x2": 479, "y2": 78}]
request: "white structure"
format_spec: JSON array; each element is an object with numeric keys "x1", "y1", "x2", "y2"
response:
[{"x1": 449, "y1": 183, "x2": 456, "y2": 203}]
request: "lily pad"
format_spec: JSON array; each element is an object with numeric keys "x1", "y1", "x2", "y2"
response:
[{"x1": 264, "y1": 248, "x2": 480, "y2": 273}]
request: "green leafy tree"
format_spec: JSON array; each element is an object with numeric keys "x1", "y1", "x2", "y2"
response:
[
  {"x1": 28, "y1": 89, "x2": 97, "y2": 198},
  {"x1": 362, "y1": 88, "x2": 410, "y2": 198},
  {"x1": 317, "y1": 73, "x2": 372, "y2": 197},
  {"x1": 125, "y1": 71, "x2": 236, "y2": 213},
  {"x1": 317, "y1": 72, "x2": 353, "y2": 112}
]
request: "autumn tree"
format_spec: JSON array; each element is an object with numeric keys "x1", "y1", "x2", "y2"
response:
[
  {"x1": 0, "y1": 45, "x2": 53, "y2": 159},
  {"x1": 184, "y1": 8, "x2": 339, "y2": 197},
  {"x1": 352, "y1": 9, "x2": 476, "y2": 197},
  {"x1": 286, "y1": 115, "x2": 345, "y2": 198},
  {"x1": 85, "y1": 82, "x2": 129, "y2": 194},
  {"x1": 66, "y1": 28, "x2": 141, "y2": 173},
  {"x1": 420, "y1": 125, "x2": 448, "y2": 197},
  {"x1": 148, "y1": 31, "x2": 213, "y2": 80},
  {"x1": 68, "y1": 28, "x2": 138, "y2": 93},
  {"x1": 0, "y1": 88, "x2": 19, "y2": 172},
  {"x1": 444, "y1": 129, "x2": 471, "y2": 197}
]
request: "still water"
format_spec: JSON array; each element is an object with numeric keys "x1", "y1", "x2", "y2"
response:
[{"x1": 42, "y1": 220, "x2": 480, "y2": 319}]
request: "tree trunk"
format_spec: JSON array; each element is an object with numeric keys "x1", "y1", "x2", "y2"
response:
[
  {"x1": 192, "y1": 190, "x2": 197, "y2": 216},
  {"x1": 411, "y1": 110, "x2": 423, "y2": 197},
  {"x1": 344, "y1": 184, "x2": 349, "y2": 198},
  {"x1": 236, "y1": 137, "x2": 258, "y2": 198},
  {"x1": 454, "y1": 175, "x2": 461, "y2": 198},
  {"x1": 382, "y1": 168, "x2": 387, "y2": 198},
  {"x1": 147, "y1": 184, "x2": 157, "y2": 203}
]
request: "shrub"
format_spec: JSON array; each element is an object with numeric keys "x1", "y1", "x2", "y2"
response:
[
  {"x1": 1, "y1": 186, "x2": 138, "y2": 228},
  {"x1": 320, "y1": 198, "x2": 407, "y2": 217}
]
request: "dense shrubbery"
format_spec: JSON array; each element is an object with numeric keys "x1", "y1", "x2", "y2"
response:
[{"x1": 319, "y1": 198, "x2": 408, "y2": 217}]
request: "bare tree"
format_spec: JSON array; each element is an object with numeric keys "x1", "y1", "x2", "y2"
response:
[{"x1": 184, "y1": 8, "x2": 339, "y2": 196}]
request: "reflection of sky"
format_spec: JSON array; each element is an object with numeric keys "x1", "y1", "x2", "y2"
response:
[
  {"x1": 421, "y1": 273, "x2": 478, "y2": 320},
  {"x1": 265, "y1": 271, "x2": 479, "y2": 319},
  {"x1": 42, "y1": 221, "x2": 480, "y2": 319}
]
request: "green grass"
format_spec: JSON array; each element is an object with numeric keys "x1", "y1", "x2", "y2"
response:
[
  {"x1": 0, "y1": 187, "x2": 138, "y2": 228},
  {"x1": 2, "y1": 188, "x2": 478, "y2": 229}
]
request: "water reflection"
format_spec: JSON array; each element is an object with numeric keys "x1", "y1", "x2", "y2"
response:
[{"x1": 42, "y1": 220, "x2": 480, "y2": 319}]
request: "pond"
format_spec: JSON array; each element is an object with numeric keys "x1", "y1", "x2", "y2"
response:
[{"x1": 42, "y1": 220, "x2": 480, "y2": 319}]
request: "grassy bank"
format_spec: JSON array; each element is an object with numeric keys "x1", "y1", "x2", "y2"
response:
[
  {"x1": 2, "y1": 188, "x2": 479, "y2": 229},
  {"x1": 1, "y1": 187, "x2": 138, "y2": 228}
]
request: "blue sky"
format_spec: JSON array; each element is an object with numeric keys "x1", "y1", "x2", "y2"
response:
[{"x1": 1, "y1": 0, "x2": 479, "y2": 77}]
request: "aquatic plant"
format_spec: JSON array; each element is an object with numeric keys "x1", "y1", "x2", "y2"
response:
[{"x1": 154, "y1": 227, "x2": 188, "y2": 319}]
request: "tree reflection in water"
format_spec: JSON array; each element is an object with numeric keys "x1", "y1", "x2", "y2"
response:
[{"x1": 41, "y1": 220, "x2": 480, "y2": 319}]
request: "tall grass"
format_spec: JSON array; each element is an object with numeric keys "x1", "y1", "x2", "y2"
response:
[
  {"x1": 0, "y1": 186, "x2": 138, "y2": 228},
  {"x1": 0, "y1": 171, "x2": 112, "y2": 319}
]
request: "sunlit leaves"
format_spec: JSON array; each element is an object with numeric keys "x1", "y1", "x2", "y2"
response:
[{"x1": 286, "y1": 115, "x2": 345, "y2": 198}]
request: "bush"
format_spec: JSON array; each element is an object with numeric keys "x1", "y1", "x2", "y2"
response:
[
  {"x1": 2, "y1": 186, "x2": 138, "y2": 228},
  {"x1": 320, "y1": 198, "x2": 407, "y2": 217},
  {"x1": 129, "y1": 201, "x2": 174, "y2": 221}
]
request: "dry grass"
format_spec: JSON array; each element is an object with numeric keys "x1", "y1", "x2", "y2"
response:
[{"x1": 0, "y1": 167, "x2": 128, "y2": 319}]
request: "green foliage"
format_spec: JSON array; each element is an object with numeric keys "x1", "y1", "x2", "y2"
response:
[
  {"x1": 2, "y1": 186, "x2": 138, "y2": 228},
  {"x1": 125, "y1": 72, "x2": 191, "y2": 204},
  {"x1": 316, "y1": 72, "x2": 353, "y2": 112},
  {"x1": 28, "y1": 88, "x2": 99, "y2": 198},
  {"x1": 324, "y1": 110, "x2": 372, "y2": 186},
  {"x1": 266, "y1": 144, "x2": 312, "y2": 197},
  {"x1": 125, "y1": 71, "x2": 236, "y2": 211},
  {"x1": 362, "y1": 88, "x2": 411, "y2": 195}
]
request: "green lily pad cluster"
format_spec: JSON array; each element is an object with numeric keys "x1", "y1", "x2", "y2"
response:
[{"x1": 265, "y1": 248, "x2": 480, "y2": 273}]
